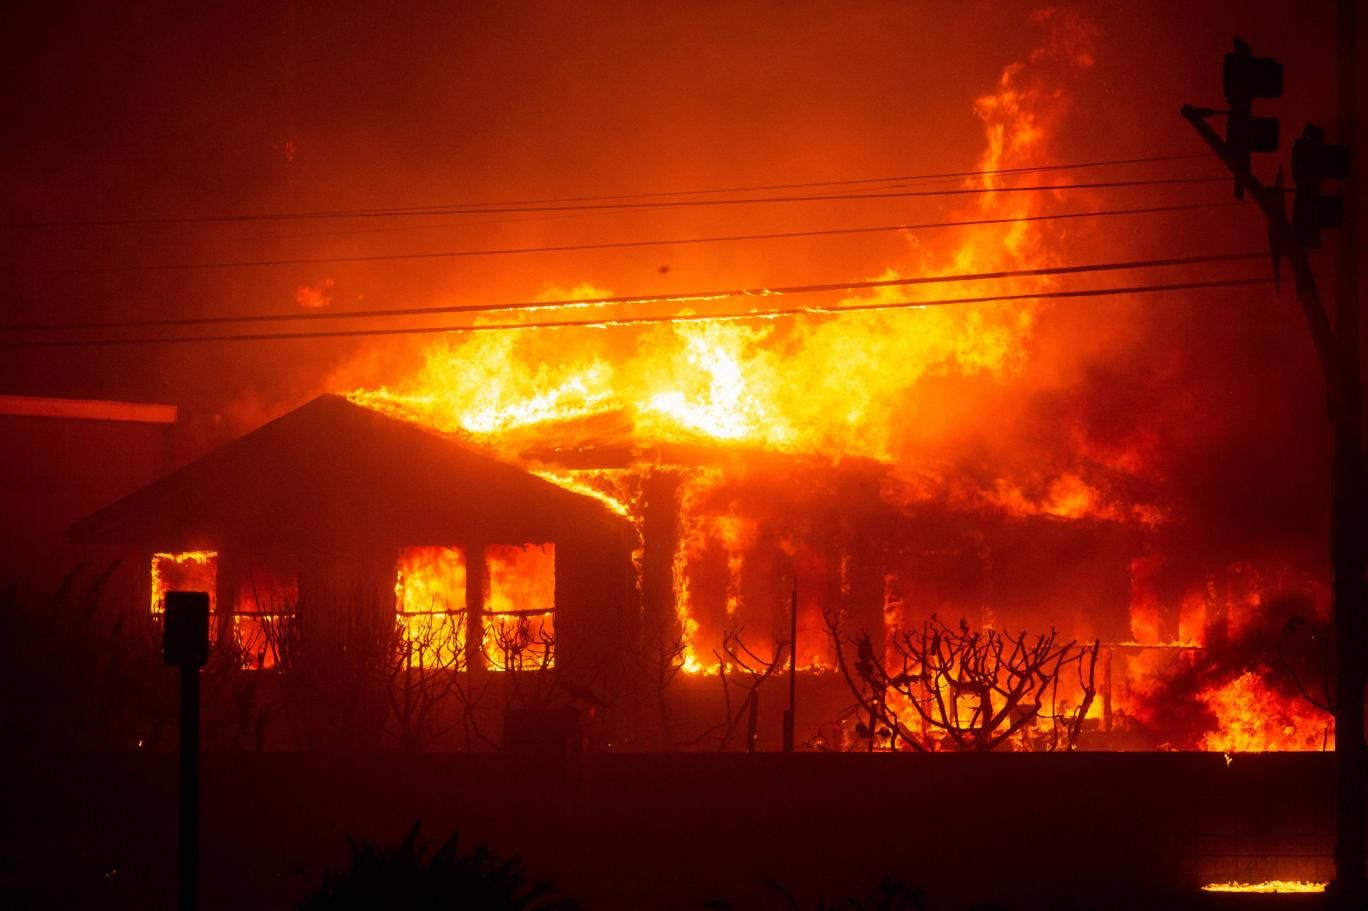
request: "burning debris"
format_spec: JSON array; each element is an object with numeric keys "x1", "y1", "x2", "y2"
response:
[{"x1": 1201, "y1": 880, "x2": 1328, "y2": 894}]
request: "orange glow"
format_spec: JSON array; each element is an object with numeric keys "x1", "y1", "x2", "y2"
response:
[
  {"x1": 485, "y1": 544, "x2": 555, "y2": 616},
  {"x1": 231, "y1": 615, "x2": 279, "y2": 671},
  {"x1": 395, "y1": 546, "x2": 468, "y2": 614},
  {"x1": 986, "y1": 473, "x2": 1166, "y2": 526},
  {"x1": 295, "y1": 277, "x2": 334, "y2": 310},
  {"x1": 233, "y1": 561, "x2": 297, "y2": 670},
  {"x1": 237, "y1": 562, "x2": 297, "y2": 615},
  {"x1": 671, "y1": 471, "x2": 713, "y2": 675}
]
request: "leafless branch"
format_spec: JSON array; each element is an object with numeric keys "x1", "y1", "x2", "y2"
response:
[{"x1": 827, "y1": 611, "x2": 1098, "y2": 752}]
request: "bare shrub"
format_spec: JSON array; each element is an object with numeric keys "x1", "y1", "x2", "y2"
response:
[{"x1": 827, "y1": 612, "x2": 1098, "y2": 752}]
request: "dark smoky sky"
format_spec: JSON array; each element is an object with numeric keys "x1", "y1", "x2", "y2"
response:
[{"x1": 0, "y1": 0, "x2": 1356, "y2": 554}]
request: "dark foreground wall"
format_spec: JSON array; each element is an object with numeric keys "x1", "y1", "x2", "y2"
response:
[{"x1": 1, "y1": 752, "x2": 1339, "y2": 909}]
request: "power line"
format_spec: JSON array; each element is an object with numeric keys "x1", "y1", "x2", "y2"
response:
[
  {"x1": 289, "y1": 152, "x2": 1214, "y2": 215},
  {"x1": 0, "y1": 276, "x2": 1269, "y2": 349},
  {"x1": 255, "y1": 155, "x2": 1219, "y2": 242},
  {"x1": 3, "y1": 251, "x2": 1264, "y2": 335},
  {"x1": 9, "y1": 152, "x2": 1207, "y2": 229},
  {"x1": 25, "y1": 200, "x2": 1239, "y2": 275},
  {"x1": 15, "y1": 174, "x2": 1229, "y2": 228}
]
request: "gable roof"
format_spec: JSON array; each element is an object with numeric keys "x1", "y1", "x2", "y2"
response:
[{"x1": 70, "y1": 394, "x2": 630, "y2": 550}]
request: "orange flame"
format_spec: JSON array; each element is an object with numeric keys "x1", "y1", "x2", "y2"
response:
[
  {"x1": 1198, "y1": 670, "x2": 1333, "y2": 752},
  {"x1": 1201, "y1": 881, "x2": 1326, "y2": 894},
  {"x1": 150, "y1": 551, "x2": 217, "y2": 615},
  {"x1": 395, "y1": 546, "x2": 468, "y2": 669},
  {"x1": 346, "y1": 19, "x2": 1095, "y2": 465},
  {"x1": 484, "y1": 544, "x2": 556, "y2": 670}
]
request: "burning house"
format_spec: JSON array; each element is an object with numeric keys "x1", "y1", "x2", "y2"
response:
[
  {"x1": 70, "y1": 394, "x2": 640, "y2": 746},
  {"x1": 7, "y1": 3, "x2": 1362, "y2": 906},
  {"x1": 49, "y1": 6, "x2": 1334, "y2": 758},
  {"x1": 67, "y1": 378, "x2": 1330, "y2": 754},
  {"x1": 315, "y1": 296, "x2": 1331, "y2": 756}
]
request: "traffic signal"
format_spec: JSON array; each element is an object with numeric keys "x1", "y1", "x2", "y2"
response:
[
  {"x1": 1291, "y1": 123, "x2": 1352, "y2": 249},
  {"x1": 1223, "y1": 37, "x2": 1283, "y2": 198}
]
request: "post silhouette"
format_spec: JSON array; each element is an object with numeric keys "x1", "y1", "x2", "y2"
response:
[
  {"x1": 164, "y1": 591, "x2": 209, "y2": 911},
  {"x1": 783, "y1": 579, "x2": 797, "y2": 752}
]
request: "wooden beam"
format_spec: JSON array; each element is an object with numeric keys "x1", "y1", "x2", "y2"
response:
[{"x1": 0, "y1": 394, "x2": 177, "y2": 424}]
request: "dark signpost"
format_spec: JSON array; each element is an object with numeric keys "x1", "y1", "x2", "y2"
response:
[
  {"x1": 783, "y1": 579, "x2": 797, "y2": 753},
  {"x1": 163, "y1": 591, "x2": 209, "y2": 911}
]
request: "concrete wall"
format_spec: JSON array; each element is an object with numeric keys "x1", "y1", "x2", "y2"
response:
[{"x1": 3, "y1": 752, "x2": 1340, "y2": 910}]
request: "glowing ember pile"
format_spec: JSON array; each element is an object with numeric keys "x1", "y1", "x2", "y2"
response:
[{"x1": 1201, "y1": 880, "x2": 1327, "y2": 894}]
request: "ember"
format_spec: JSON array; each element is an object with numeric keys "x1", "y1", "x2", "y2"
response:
[{"x1": 1201, "y1": 881, "x2": 1328, "y2": 894}]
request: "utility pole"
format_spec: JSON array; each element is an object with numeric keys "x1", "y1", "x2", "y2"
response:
[
  {"x1": 783, "y1": 578, "x2": 797, "y2": 752},
  {"x1": 1331, "y1": 1, "x2": 1363, "y2": 903},
  {"x1": 1182, "y1": 23, "x2": 1361, "y2": 906}
]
